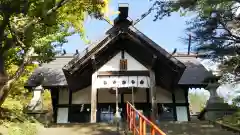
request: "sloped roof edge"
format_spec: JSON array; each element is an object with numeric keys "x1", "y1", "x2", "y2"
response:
[{"x1": 128, "y1": 26, "x2": 186, "y2": 69}]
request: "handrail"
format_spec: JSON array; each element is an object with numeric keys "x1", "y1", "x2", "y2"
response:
[{"x1": 126, "y1": 101, "x2": 166, "y2": 135}]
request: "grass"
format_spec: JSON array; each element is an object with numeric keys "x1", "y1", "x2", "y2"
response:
[
  {"x1": 217, "y1": 110, "x2": 240, "y2": 129},
  {"x1": 0, "y1": 90, "x2": 52, "y2": 135}
]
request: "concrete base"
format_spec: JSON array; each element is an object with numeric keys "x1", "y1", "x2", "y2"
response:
[{"x1": 204, "y1": 103, "x2": 237, "y2": 120}]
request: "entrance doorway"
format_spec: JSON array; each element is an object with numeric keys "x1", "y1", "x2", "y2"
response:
[{"x1": 96, "y1": 88, "x2": 150, "y2": 122}]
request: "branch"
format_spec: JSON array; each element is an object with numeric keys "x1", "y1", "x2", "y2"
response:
[
  {"x1": 8, "y1": 24, "x2": 25, "y2": 48},
  {"x1": 0, "y1": 22, "x2": 27, "y2": 55},
  {"x1": 0, "y1": 14, "x2": 11, "y2": 50},
  {"x1": 23, "y1": 0, "x2": 69, "y2": 33},
  {"x1": 219, "y1": 20, "x2": 240, "y2": 42}
]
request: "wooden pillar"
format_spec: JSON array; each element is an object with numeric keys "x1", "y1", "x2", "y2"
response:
[
  {"x1": 149, "y1": 70, "x2": 157, "y2": 122},
  {"x1": 172, "y1": 90, "x2": 177, "y2": 121},
  {"x1": 146, "y1": 88, "x2": 150, "y2": 103},
  {"x1": 50, "y1": 88, "x2": 59, "y2": 123},
  {"x1": 184, "y1": 88, "x2": 191, "y2": 121},
  {"x1": 91, "y1": 72, "x2": 97, "y2": 123},
  {"x1": 68, "y1": 88, "x2": 72, "y2": 122}
]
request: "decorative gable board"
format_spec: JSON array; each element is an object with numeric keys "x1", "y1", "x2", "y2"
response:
[{"x1": 98, "y1": 51, "x2": 148, "y2": 71}]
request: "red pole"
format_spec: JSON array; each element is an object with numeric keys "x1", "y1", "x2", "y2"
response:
[
  {"x1": 143, "y1": 121, "x2": 146, "y2": 135},
  {"x1": 139, "y1": 117, "x2": 143, "y2": 135},
  {"x1": 151, "y1": 127, "x2": 155, "y2": 135},
  {"x1": 133, "y1": 110, "x2": 136, "y2": 135}
]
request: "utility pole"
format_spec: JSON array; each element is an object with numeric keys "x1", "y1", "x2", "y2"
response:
[{"x1": 188, "y1": 34, "x2": 192, "y2": 55}]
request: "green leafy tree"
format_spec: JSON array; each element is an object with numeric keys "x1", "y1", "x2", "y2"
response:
[
  {"x1": 150, "y1": 0, "x2": 240, "y2": 82},
  {"x1": 0, "y1": 0, "x2": 111, "y2": 106}
]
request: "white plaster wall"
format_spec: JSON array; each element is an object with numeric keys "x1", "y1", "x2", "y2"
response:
[
  {"x1": 124, "y1": 52, "x2": 148, "y2": 71},
  {"x1": 98, "y1": 51, "x2": 148, "y2": 71},
  {"x1": 124, "y1": 88, "x2": 147, "y2": 103},
  {"x1": 175, "y1": 89, "x2": 186, "y2": 103},
  {"x1": 57, "y1": 108, "x2": 69, "y2": 123},
  {"x1": 176, "y1": 106, "x2": 188, "y2": 121},
  {"x1": 98, "y1": 89, "x2": 121, "y2": 103},
  {"x1": 72, "y1": 86, "x2": 91, "y2": 104},
  {"x1": 58, "y1": 89, "x2": 69, "y2": 104},
  {"x1": 155, "y1": 87, "x2": 172, "y2": 103}
]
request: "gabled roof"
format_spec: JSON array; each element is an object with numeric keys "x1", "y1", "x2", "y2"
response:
[
  {"x1": 175, "y1": 55, "x2": 213, "y2": 85},
  {"x1": 25, "y1": 55, "x2": 74, "y2": 88},
  {"x1": 60, "y1": 20, "x2": 187, "y2": 91},
  {"x1": 25, "y1": 53, "x2": 212, "y2": 89},
  {"x1": 62, "y1": 23, "x2": 185, "y2": 75}
]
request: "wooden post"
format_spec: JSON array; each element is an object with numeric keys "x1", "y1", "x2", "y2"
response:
[
  {"x1": 116, "y1": 88, "x2": 119, "y2": 111},
  {"x1": 172, "y1": 90, "x2": 177, "y2": 121},
  {"x1": 184, "y1": 87, "x2": 191, "y2": 121},
  {"x1": 149, "y1": 70, "x2": 157, "y2": 123},
  {"x1": 91, "y1": 72, "x2": 97, "y2": 123},
  {"x1": 131, "y1": 87, "x2": 134, "y2": 106}
]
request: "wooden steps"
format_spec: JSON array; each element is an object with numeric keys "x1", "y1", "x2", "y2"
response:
[{"x1": 39, "y1": 123, "x2": 124, "y2": 135}]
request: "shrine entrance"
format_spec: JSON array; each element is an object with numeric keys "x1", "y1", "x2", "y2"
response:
[{"x1": 96, "y1": 87, "x2": 150, "y2": 123}]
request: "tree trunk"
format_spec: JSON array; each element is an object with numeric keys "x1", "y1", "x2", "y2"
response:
[
  {"x1": 0, "y1": 48, "x2": 34, "y2": 107},
  {"x1": 0, "y1": 54, "x2": 8, "y2": 100},
  {"x1": 0, "y1": 54, "x2": 6, "y2": 81},
  {"x1": 0, "y1": 79, "x2": 16, "y2": 106}
]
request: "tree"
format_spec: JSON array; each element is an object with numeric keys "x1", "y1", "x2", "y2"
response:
[
  {"x1": 151, "y1": 0, "x2": 240, "y2": 82},
  {"x1": 0, "y1": 0, "x2": 110, "y2": 106},
  {"x1": 189, "y1": 91, "x2": 208, "y2": 113}
]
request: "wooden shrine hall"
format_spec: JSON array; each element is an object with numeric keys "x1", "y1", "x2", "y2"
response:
[{"x1": 25, "y1": 4, "x2": 213, "y2": 124}]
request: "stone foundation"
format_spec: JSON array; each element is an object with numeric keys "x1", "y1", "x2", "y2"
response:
[{"x1": 204, "y1": 103, "x2": 237, "y2": 120}]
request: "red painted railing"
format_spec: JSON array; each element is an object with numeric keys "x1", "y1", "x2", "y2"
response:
[{"x1": 126, "y1": 102, "x2": 166, "y2": 135}]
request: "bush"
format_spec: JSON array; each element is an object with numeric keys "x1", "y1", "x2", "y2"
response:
[{"x1": 219, "y1": 110, "x2": 240, "y2": 128}]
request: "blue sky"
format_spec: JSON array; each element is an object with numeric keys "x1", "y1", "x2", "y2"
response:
[{"x1": 62, "y1": 0, "x2": 193, "y2": 53}]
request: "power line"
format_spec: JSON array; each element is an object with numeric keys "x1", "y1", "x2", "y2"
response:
[{"x1": 133, "y1": 7, "x2": 154, "y2": 26}]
